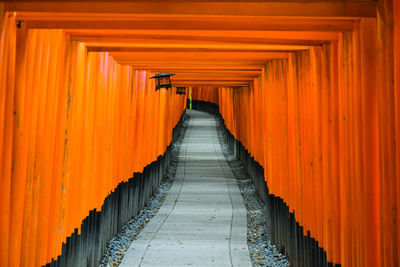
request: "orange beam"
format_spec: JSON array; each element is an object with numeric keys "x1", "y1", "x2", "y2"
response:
[
  {"x1": 173, "y1": 77, "x2": 254, "y2": 82},
  {"x1": 173, "y1": 81, "x2": 250, "y2": 87},
  {"x1": 127, "y1": 64, "x2": 265, "y2": 70},
  {"x1": 13, "y1": 12, "x2": 353, "y2": 29},
  {"x1": 18, "y1": 16, "x2": 355, "y2": 32},
  {"x1": 109, "y1": 51, "x2": 290, "y2": 61},
  {"x1": 170, "y1": 72, "x2": 259, "y2": 78},
  {"x1": 5, "y1": 1, "x2": 377, "y2": 18},
  {"x1": 156, "y1": 69, "x2": 262, "y2": 74},
  {"x1": 71, "y1": 36, "x2": 331, "y2": 46},
  {"x1": 65, "y1": 29, "x2": 340, "y2": 41},
  {"x1": 85, "y1": 42, "x2": 308, "y2": 52}
]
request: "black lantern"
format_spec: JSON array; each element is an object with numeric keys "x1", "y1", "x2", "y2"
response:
[
  {"x1": 176, "y1": 87, "x2": 186, "y2": 95},
  {"x1": 149, "y1": 73, "x2": 175, "y2": 90}
]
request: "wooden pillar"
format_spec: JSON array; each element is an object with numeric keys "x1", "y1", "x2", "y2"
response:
[{"x1": 377, "y1": 0, "x2": 398, "y2": 266}]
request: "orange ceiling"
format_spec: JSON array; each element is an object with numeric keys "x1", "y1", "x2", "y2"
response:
[{"x1": 5, "y1": 0, "x2": 377, "y2": 88}]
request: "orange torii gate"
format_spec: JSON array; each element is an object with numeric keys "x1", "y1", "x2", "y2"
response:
[{"x1": 0, "y1": 1, "x2": 399, "y2": 266}]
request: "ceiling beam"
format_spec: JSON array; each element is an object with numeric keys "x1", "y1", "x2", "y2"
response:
[
  {"x1": 109, "y1": 51, "x2": 289, "y2": 60},
  {"x1": 175, "y1": 76, "x2": 257, "y2": 80},
  {"x1": 69, "y1": 36, "x2": 332, "y2": 46},
  {"x1": 173, "y1": 81, "x2": 250, "y2": 87},
  {"x1": 19, "y1": 16, "x2": 355, "y2": 32},
  {"x1": 85, "y1": 43, "x2": 308, "y2": 52},
  {"x1": 150, "y1": 69, "x2": 262, "y2": 74},
  {"x1": 124, "y1": 63, "x2": 265, "y2": 70},
  {"x1": 171, "y1": 72, "x2": 259, "y2": 78},
  {"x1": 116, "y1": 64, "x2": 280, "y2": 70},
  {"x1": 5, "y1": 1, "x2": 376, "y2": 18},
  {"x1": 65, "y1": 29, "x2": 340, "y2": 41}
]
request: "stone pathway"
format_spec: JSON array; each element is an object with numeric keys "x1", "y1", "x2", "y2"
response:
[{"x1": 120, "y1": 110, "x2": 252, "y2": 267}]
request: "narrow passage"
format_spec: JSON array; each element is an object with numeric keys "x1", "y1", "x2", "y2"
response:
[{"x1": 120, "y1": 110, "x2": 252, "y2": 267}]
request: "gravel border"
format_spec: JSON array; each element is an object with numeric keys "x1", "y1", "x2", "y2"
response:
[
  {"x1": 100, "y1": 115, "x2": 189, "y2": 267},
  {"x1": 216, "y1": 118, "x2": 289, "y2": 267}
]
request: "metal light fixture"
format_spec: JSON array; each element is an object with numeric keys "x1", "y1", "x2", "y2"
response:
[
  {"x1": 176, "y1": 87, "x2": 186, "y2": 95},
  {"x1": 149, "y1": 73, "x2": 175, "y2": 91}
]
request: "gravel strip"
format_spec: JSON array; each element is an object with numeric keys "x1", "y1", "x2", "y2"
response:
[
  {"x1": 100, "y1": 115, "x2": 189, "y2": 267},
  {"x1": 216, "y1": 118, "x2": 290, "y2": 267}
]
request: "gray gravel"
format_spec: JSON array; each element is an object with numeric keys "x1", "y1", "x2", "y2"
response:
[
  {"x1": 100, "y1": 115, "x2": 189, "y2": 267},
  {"x1": 216, "y1": 118, "x2": 289, "y2": 267}
]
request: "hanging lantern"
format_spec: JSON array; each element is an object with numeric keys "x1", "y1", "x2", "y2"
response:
[
  {"x1": 176, "y1": 87, "x2": 187, "y2": 95},
  {"x1": 149, "y1": 73, "x2": 175, "y2": 91}
]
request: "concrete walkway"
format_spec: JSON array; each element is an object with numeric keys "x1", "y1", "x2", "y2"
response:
[{"x1": 120, "y1": 110, "x2": 252, "y2": 267}]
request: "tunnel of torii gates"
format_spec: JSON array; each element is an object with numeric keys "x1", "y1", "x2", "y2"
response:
[{"x1": 0, "y1": 0, "x2": 399, "y2": 267}]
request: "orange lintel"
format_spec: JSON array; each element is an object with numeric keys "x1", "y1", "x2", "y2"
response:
[{"x1": 5, "y1": 1, "x2": 376, "y2": 18}]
